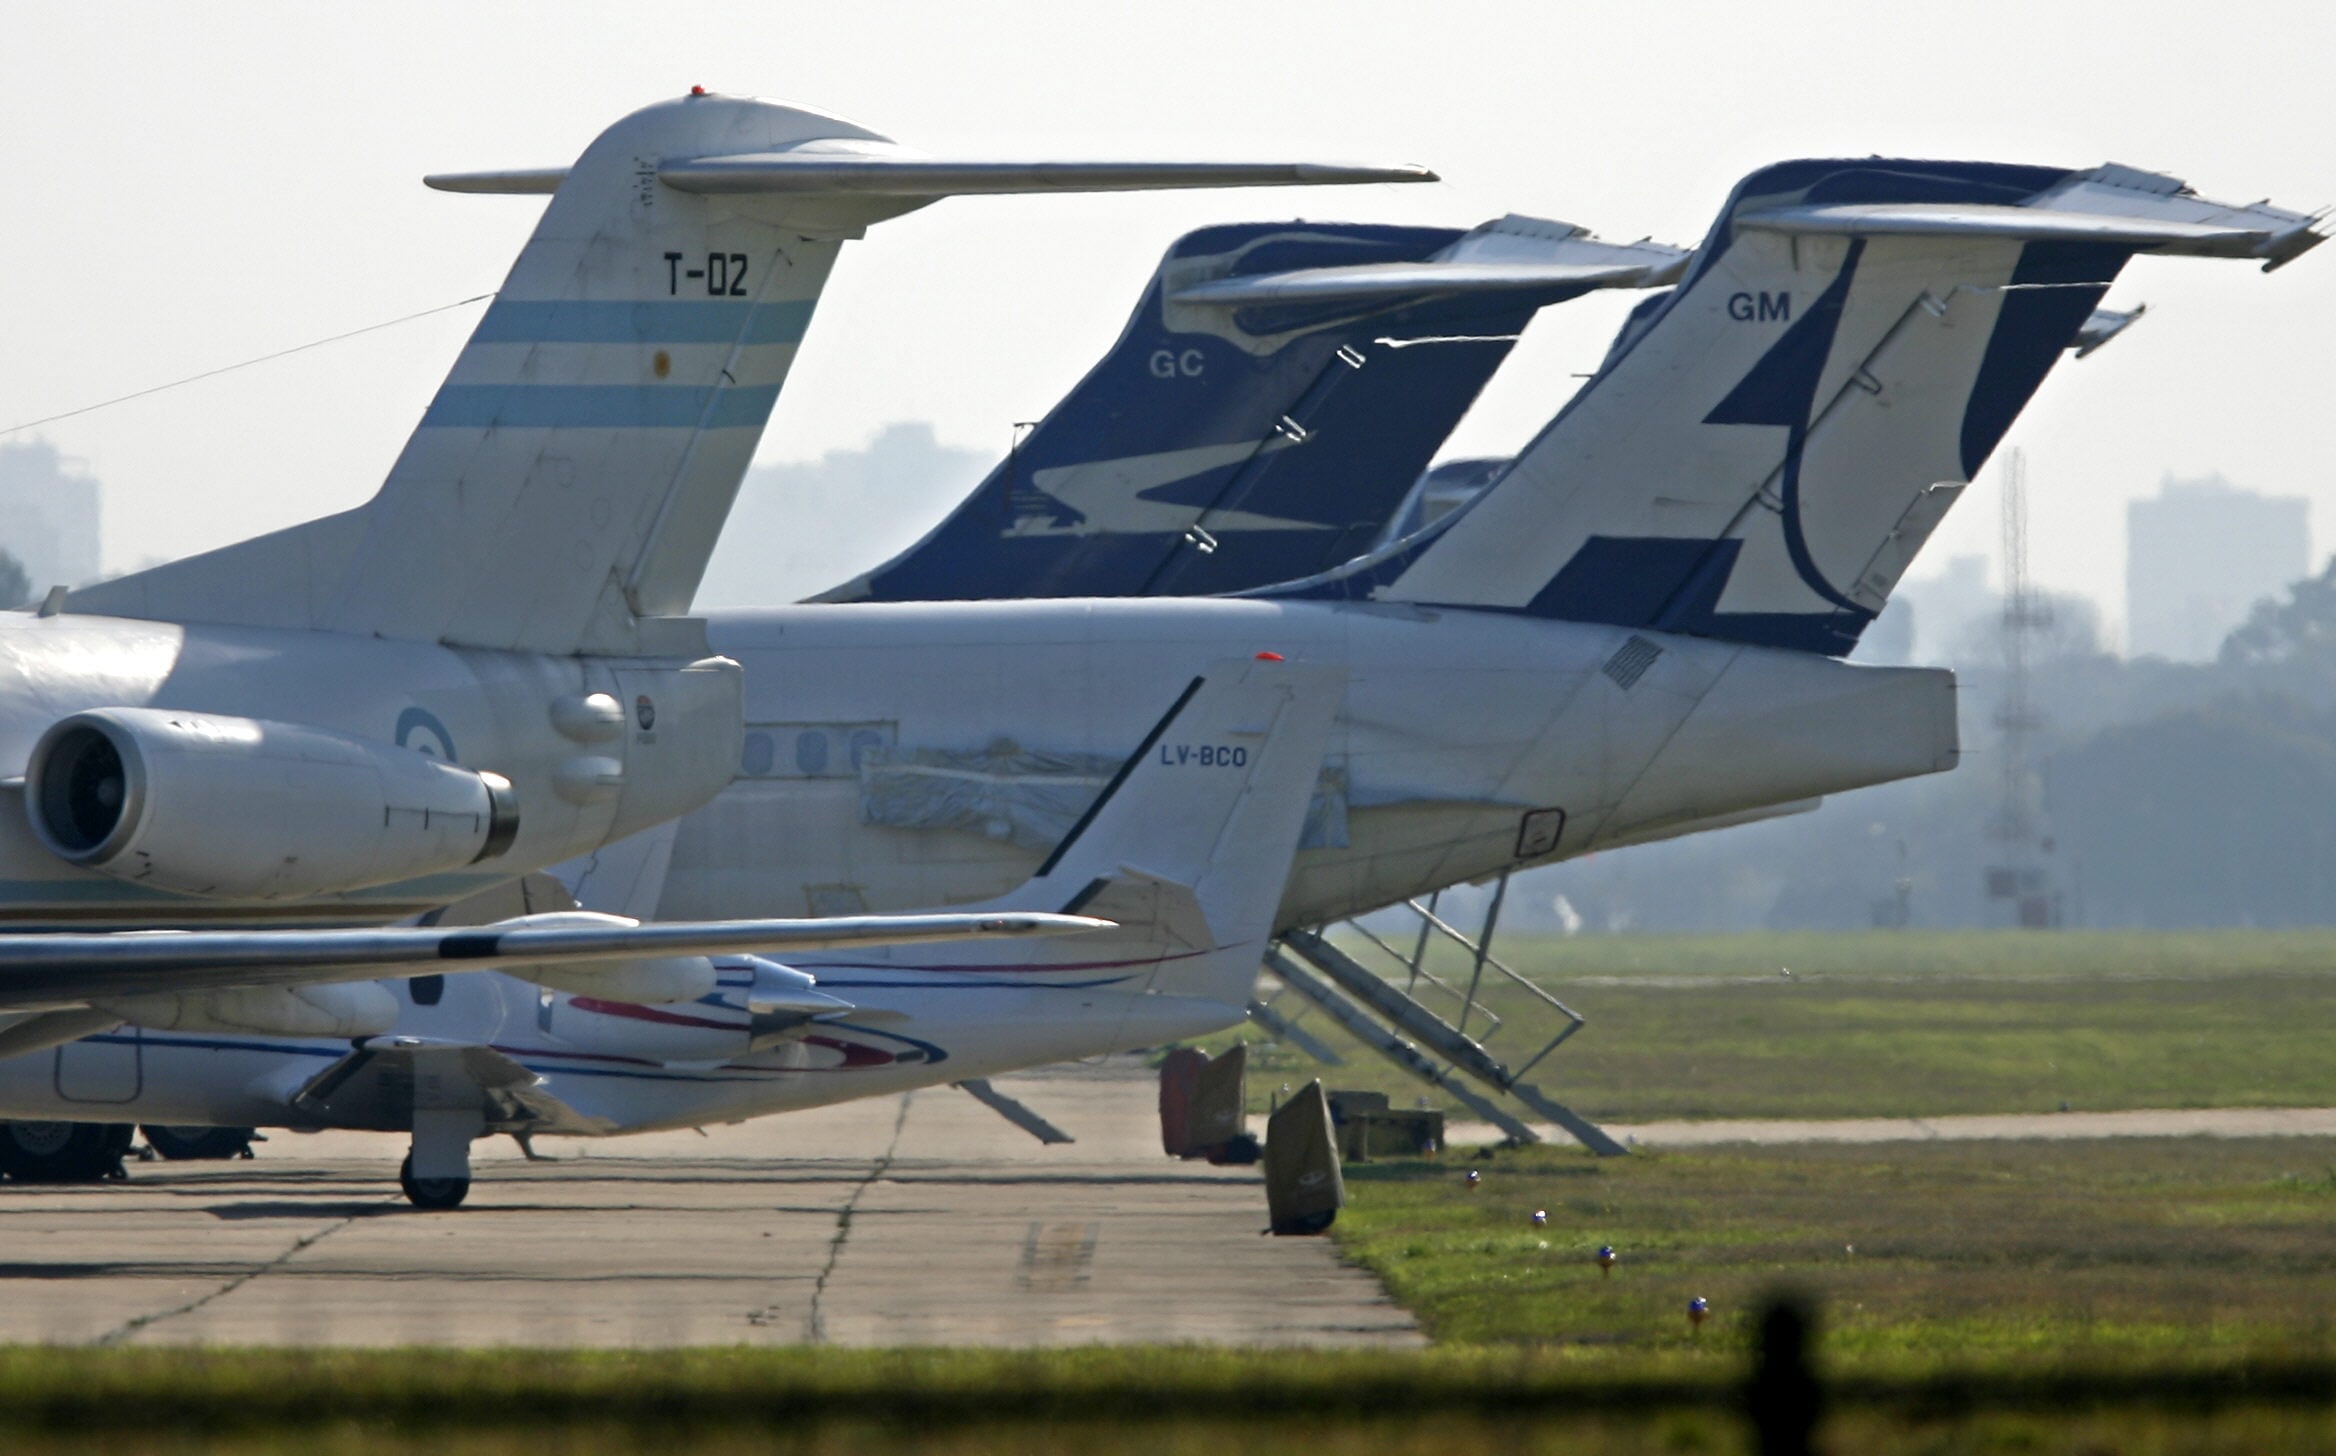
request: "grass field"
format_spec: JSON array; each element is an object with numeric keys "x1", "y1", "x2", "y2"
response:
[
  {"x1": 1228, "y1": 929, "x2": 2336, "y2": 1122},
  {"x1": 7, "y1": 1340, "x2": 2336, "y2": 1454},
  {"x1": 1338, "y1": 1136, "x2": 2336, "y2": 1357}
]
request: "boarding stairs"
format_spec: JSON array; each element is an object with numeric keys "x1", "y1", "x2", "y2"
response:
[{"x1": 1257, "y1": 872, "x2": 1627, "y2": 1155}]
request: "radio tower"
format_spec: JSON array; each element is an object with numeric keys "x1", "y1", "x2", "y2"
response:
[{"x1": 1985, "y1": 448, "x2": 2061, "y2": 927}]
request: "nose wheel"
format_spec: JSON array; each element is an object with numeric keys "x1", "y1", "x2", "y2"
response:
[{"x1": 398, "y1": 1153, "x2": 471, "y2": 1210}]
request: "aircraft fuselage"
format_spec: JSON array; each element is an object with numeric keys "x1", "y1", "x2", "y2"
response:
[
  {"x1": 660, "y1": 598, "x2": 1956, "y2": 929},
  {"x1": 0, "y1": 959, "x2": 1235, "y2": 1135}
]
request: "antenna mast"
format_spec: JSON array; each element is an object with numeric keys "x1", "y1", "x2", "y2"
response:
[{"x1": 1985, "y1": 448, "x2": 2062, "y2": 927}]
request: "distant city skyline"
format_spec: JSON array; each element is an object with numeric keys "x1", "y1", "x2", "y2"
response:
[
  {"x1": 0, "y1": 440, "x2": 102, "y2": 601},
  {"x1": 2125, "y1": 473, "x2": 2310, "y2": 661},
  {"x1": 34, "y1": 403, "x2": 2322, "y2": 659}
]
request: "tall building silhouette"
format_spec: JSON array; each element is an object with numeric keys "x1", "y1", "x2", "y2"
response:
[
  {"x1": 0, "y1": 440, "x2": 102, "y2": 600},
  {"x1": 1895, "y1": 554, "x2": 1994, "y2": 663},
  {"x1": 2126, "y1": 473, "x2": 2308, "y2": 661}
]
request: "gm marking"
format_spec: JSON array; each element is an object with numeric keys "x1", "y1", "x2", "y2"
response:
[
  {"x1": 1157, "y1": 743, "x2": 1247, "y2": 767},
  {"x1": 1728, "y1": 291, "x2": 1791, "y2": 322},
  {"x1": 666, "y1": 251, "x2": 749, "y2": 297}
]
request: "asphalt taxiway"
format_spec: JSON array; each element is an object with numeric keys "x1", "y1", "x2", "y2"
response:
[{"x1": 0, "y1": 1062, "x2": 1422, "y2": 1349}]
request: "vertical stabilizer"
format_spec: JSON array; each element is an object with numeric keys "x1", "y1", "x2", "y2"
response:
[
  {"x1": 73, "y1": 94, "x2": 873, "y2": 654},
  {"x1": 910, "y1": 655, "x2": 1345, "y2": 1006},
  {"x1": 1298, "y1": 161, "x2": 2321, "y2": 655},
  {"x1": 69, "y1": 94, "x2": 1436, "y2": 655},
  {"x1": 819, "y1": 218, "x2": 1682, "y2": 603}
]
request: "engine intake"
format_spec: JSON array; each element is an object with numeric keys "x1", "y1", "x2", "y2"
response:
[{"x1": 25, "y1": 708, "x2": 520, "y2": 901}]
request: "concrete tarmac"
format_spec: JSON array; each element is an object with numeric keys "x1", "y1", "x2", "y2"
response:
[{"x1": 0, "y1": 1062, "x2": 1422, "y2": 1349}]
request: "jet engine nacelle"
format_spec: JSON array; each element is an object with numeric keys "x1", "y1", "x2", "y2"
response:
[
  {"x1": 95, "y1": 980, "x2": 400, "y2": 1038},
  {"x1": 486, "y1": 911, "x2": 718, "y2": 1004},
  {"x1": 537, "y1": 954, "x2": 853, "y2": 1065},
  {"x1": 23, "y1": 708, "x2": 520, "y2": 901}
]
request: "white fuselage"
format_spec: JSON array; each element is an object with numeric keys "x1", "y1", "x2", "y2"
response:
[
  {"x1": 0, "y1": 598, "x2": 1952, "y2": 1145},
  {"x1": 659, "y1": 598, "x2": 1957, "y2": 929},
  {"x1": 0, "y1": 612, "x2": 741, "y2": 927},
  {"x1": 0, "y1": 959, "x2": 1236, "y2": 1136}
]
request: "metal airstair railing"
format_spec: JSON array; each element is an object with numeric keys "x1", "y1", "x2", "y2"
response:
[{"x1": 1258, "y1": 870, "x2": 1626, "y2": 1155}]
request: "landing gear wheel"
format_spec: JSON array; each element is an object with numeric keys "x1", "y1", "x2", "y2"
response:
[
  {"x1": 141, "y1": 1125, "x2": 258, "y2": 1161},
  {"x1": 0, "y1": 1121, "x2": 135, "y2": 1182},
  {"x1": 399, "y1": 1153, "x2": 470, "y2": 1210}
]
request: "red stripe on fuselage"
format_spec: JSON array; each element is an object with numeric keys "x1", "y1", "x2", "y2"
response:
[{"x1": 567, "y1": 996, "x2": 742, "y2": 1031}]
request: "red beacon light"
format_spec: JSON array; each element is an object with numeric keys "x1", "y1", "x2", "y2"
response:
[{"x1": 689, "y1": 85, "x2": 708, "y2": 97}]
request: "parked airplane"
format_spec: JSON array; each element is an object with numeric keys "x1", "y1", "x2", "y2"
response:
[
  {"x1": 627, "y1": 159, "x2": 2322, "y2": 933},
  {"x1": 816, "y1": 217, "x2": 1685, "y2": 602},
  {"x1": 0, "y1": 657, "x2": 1342, "y2": 1206},
  {"x1": 0, "y1": 90, "x2": 1430, "y2": 1051},
  {"x1": 8, "y1": 157, "x2": 2320, "y2": 1190},
  {"x1": 0, "y1": 211, "x2": 1679, "y2": 1175}
]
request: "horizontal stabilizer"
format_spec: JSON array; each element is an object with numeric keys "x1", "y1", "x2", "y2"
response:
[
  {"x1": 1173, "y1": 260, "x2": 1654, "y2": 307},
  {"x1": 421, "y1": 167, "x2": 567, "y2": 194},
  {"x1": 1171, "y1": 214, "x2": 1686, "y2": 307},
  {"x1": 661, "y1": 154, "x2": 1436, "y2": 194},
  {"x1": 431, "y1": 154, "x2": 1436, "y2": 198},
  {"x1": 1742, "y1": 202, "x2": 2265, "y2": 248},
  {"x1": 1066, "y1": 867, "x2": 1218, "y2": 953},
  {"x1": 1741, "y1": 165, "x2": 2325, "y2": 268},
  {"x1": 0, "y1": 909, "x2": 1107, "y2": 1011}
]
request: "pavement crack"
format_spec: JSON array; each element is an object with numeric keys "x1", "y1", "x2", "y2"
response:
[
  {"x1": 92, "y1": 1209, "x2": 370, "y2": 1347},
  {"x1": 790, "y1": 1090, "x2": 912, "y2": 1344}
]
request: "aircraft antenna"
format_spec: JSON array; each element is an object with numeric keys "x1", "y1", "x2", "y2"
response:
[{"x1": 0, "y1": 294, "x2": 495, "y2": 439}]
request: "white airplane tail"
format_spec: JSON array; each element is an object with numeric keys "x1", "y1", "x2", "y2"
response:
[
  {"x1": 1291, "y1": 160, "x2": 2323, "y2": 656},
  {"x1": 69, "y1": 93, "x2": 1432, "y2": 656},
  {"x1": 789, "y1": 656, "x2": 1343, "y2": 1008}
]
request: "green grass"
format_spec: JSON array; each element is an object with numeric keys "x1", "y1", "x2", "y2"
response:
[
  {"x1": 1336, "y1": 1136, "x2": 2336, "y2": 1360},
  {"x1": 6, "y1": 1340, "x2": 2336, "y2": 1454},
  {"x1": 1226, "y1": 929, "x2": 2336, "y2": 1121}
]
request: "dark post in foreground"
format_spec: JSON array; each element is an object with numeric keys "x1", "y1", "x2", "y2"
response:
[{"x1": 1746, "y1": 1294, "x2": 1822, "y2": 1456}]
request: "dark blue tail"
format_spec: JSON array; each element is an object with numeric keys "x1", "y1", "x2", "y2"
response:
[{"x1": 815, "y1": 220, "x2": 1666, "y2": 602}]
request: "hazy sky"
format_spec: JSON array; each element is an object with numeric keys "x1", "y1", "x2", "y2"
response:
[{"x1": 2, "y1": 2, "x2": 2328, "y2": 638}]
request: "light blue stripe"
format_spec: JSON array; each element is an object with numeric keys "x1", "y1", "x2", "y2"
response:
[
  {"x1": 470, "y1": 299, "x2": 814, "y2": 346},
  {"x1": 419, "y1": 383, "x2": 784, "y2": 431}
]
